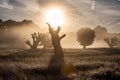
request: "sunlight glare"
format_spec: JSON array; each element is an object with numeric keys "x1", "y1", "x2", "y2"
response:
[{"x1": 44, "y1": 8, "x2": 65, "y2": 28}]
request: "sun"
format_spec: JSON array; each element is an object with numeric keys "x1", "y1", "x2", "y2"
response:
[{"x1": 44, "y1": 8, "x2": 65, "y2": 28}]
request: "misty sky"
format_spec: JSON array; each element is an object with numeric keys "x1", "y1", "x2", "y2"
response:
[{"x1": 0, "y1": 0, "x2": 120, "y2": 33}]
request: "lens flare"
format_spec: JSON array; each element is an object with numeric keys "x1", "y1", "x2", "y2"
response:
[{"x1": 44, "y1": 8, "x2": 65, "y2": 28}]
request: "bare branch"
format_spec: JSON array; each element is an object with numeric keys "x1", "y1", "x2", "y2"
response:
[
  {"x1": 46, "y1": 23, "x2": 53, "y2": 33},
  {"x1": 34, "y1": 33, "x2": 37, "y2": 39},
  {"x1": 38, "y1": 43, "x2": 43, "y2": 46},
  {"x1": 60, "y1": 34, "x2": 66, "y2": 40},
  {"x1": 56, "y1": 26, "x2": 61, "y2": 33},
  {"x1": 104, "y1": 37, "x2": 118, "y2": 48},
  {"x1": 31, "y1": 33, "x2": 36, "y2": 42},
  {"x1": 25, "y1": 40, "x2": 32, "y2": 48},
  {"x1": 104, "y1": 38, "x2": 109, "y2": 43},
  {"x1": 46, "y1": 23, "x2": 51, "y2": 28},
  {"x1": 112, "y1": 42, "x2": 117, "y2": 46}
]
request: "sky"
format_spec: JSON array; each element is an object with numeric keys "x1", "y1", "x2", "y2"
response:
[{"x1": 0, "y1": 0, "x2": 120, "y2": 33}]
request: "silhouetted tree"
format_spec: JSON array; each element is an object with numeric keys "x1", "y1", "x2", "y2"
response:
[
  {"x1": 40, "y1": 33, "x2": 52, "y2": 49},
  {"x1": 0, "y1": 19, "x2": 3, "y2": 23},
  {"x1": 25, "y1": 32, "x2": 52, "y2": 50},
  {"x1": 25, "y1": 33, "x2": 41, "y2": 50},
  {"x1": 104, "y1": 37, "x2": 117, "y2": 48},
  {"x1": 94, "y1": 25, "x2": 108, "y2": 40},
  {"x1": 0, "y1": 19, "x2": 3, "y2": 29},
  {"x1": 77, "y1": 28, "x2": 95, "y2": 49},
  {"x1": 46, "y1": 23, "x2": 66, "y2": 73},
  {"x1": 0, "y1": 19, "x2": 34, "y2": 29}
]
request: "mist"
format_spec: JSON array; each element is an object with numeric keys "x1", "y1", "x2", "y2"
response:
[
  {"x1": 0, "y1": 19, "x2": 43, "y2": 48},
  {"x1": 0, "y1": 19, "x2": 120, "y2": 49}
]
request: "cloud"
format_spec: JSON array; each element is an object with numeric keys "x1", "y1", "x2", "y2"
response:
[
  {"x1": 0, "y1": 0, "x2": 41, "y2": 21},
  {"x1": 0, "y1": 0, "x2": 26, "y2": 9},
  {"x1": 8, "y1": 0, "x2": 26, "y2": 8},
  {"x1": 0, "y1": 0, "x2": 13, "y2": 9},
  {"x1": 0, "y1": 0, "x2": 119, "y2": 32}
]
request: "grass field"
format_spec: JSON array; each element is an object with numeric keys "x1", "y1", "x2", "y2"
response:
[{"x1": 0, "y1": 48, "x2": 120, "y2": 80}]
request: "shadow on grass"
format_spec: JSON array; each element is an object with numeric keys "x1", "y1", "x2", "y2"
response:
[
  {"x1": 23, "y1": 67, "x2": 71, "y2": 80},
  {"x1": 0, "y1": 65, "x2": 72, "y2": 80},
  {"x1": 0, "y1": 63, "x2": 120, "y2": 80},
  {"x1": 0, "y1": 66, "x2": 26, "y2": 80}
]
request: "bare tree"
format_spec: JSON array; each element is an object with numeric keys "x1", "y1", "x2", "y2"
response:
[
  {"x1": 77, "y1": 28, "x2": 95, "y2": 49},
  {"x1": 104, "y1": 37, "x2": 117, "y2": 48},
  {"x1": 25, "y1": 33, "x2": 41, "y2": 50},
  {"x1": 46, "y1": 23, "x2": 66, "y2": 73},
  {"x1": 26, "y1": 32, "x2": 52, "y2": 50}
]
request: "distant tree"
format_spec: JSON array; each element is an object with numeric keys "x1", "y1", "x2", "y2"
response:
[
  {"x1": 3, "y1": 20, "x2": 17, "y2": 27},
  {"x1": 25, "y1": 32, "x2": 52, "y2": 50},
  {"x1": 0, "y1": 19, "x2": 3, "y2": 29},
  {"x1": 0, "y1": 19, "x2": 34, "y2": 29},
  {"x1": 104, "y1": 37, "x2": 117, "y2": 48},
  {"x1": 22, "y1": 19, "x2": 33, "y2": 24},
  {"x1": 25, "y1": 33, "x2": 41, "y2": 50},
  {"x1": 77, "y1": 28, "x2": 95, "y2": 49},
  {"x1": 0, "y1": 19, "x2": 3, "y2": 23},
  {"x1": 94, "y1": 25, "x2": 108, "y2": 40},
  {"x1": 40, "y1": 33, "x2": 52, "y2": 49}
]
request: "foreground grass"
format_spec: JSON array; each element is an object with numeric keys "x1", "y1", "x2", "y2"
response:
[{"x1": 0, "y1": 48, "x2": 120, "y2": 80}]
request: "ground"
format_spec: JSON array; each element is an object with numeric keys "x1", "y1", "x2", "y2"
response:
[{"x1": 0, "y1": 48, "x2": 120, "y2": 80}]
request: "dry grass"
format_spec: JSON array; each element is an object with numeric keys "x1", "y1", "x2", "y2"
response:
[{"x1": 0, "y1": 48, "x2": 120, "y2": 80}]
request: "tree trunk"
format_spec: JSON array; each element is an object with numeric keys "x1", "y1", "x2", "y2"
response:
[
  {"x1": 110, "y1": 45, "x2": 113, "y2": 48},
  {"x1": 47, "y1": 23, "x2": 65, "y2": 73},
  {"x1": 83, "y1": 45, "x2": 86, "y2": 49}
]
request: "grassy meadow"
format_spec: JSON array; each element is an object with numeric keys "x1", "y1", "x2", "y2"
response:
[{"x1": 0, "y1": 48, "x2": 120, "y2": 80}]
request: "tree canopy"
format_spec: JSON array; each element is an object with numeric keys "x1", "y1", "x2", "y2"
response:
[{"x1": 77, "y1": 28, "x2": 95, "y2": 49}]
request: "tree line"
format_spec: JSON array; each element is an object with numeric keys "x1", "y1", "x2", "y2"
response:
[
  {"x1": 0, "y1": 19, "x2": 119, "y2": 49},
  {"x1": 0, "y1": 19, "x2": 32, "y2": 29},
  {"x1": 26, "y1": 25, "x2": 119, "y2": 49}
]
